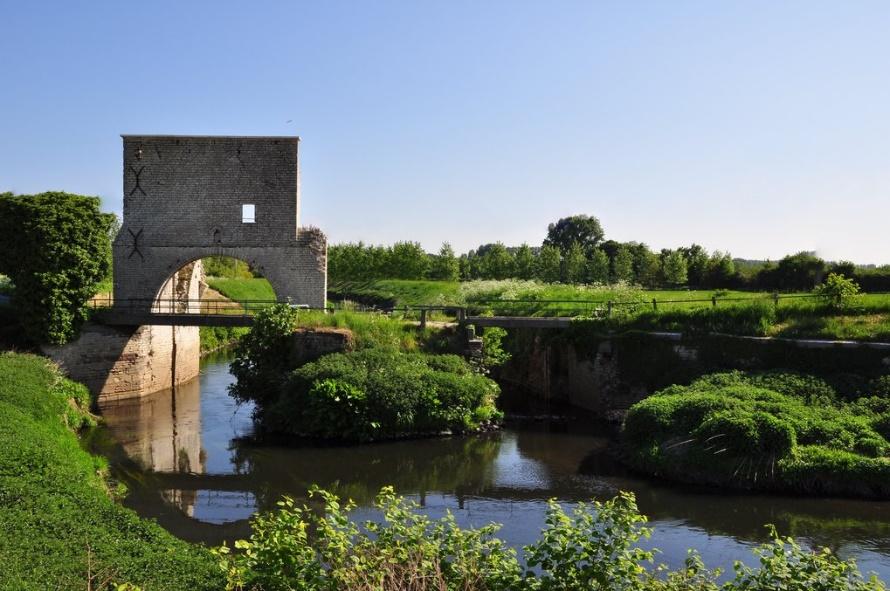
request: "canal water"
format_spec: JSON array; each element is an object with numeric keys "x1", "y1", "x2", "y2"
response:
[{"x1": 98, "y1": 351, "x2": 890, "y2": 580}]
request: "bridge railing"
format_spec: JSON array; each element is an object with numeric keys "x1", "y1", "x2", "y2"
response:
[{"x1": 88, "y1": 291, "x2": 890, "y2": 323}]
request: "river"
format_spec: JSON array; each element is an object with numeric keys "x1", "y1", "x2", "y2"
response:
[{"x1": 97, "y1": 351, "x2": 890, "y2": 580}]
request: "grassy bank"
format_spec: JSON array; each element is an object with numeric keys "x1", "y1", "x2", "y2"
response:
[
  {"x1": 0, "y1": 352, "x2": 222, "y2": 590},
  {"x1": 622, "y1": 370, "x2": 890, "y2": 498}
]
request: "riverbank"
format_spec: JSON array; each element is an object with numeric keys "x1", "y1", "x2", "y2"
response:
[{"x1": 0, "y1": 352, "x2": 222, "y2": 590}]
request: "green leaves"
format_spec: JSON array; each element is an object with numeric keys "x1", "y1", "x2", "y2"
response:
[
  {"x1": 0, "y1": 192, "x2": 112, "y2": 344},
  {"x1": 216, "y1": 486, "x2": 886, "y2": 590}
]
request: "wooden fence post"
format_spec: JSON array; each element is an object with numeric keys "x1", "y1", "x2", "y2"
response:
[
  {"x1": 712, "y1": 295, "x2": 717, "y2": 307},
  {"x1": 420, "y1": 309, "x2": 427, "y2": 330},
  {"x1": 652, "y1": 298, "x2": 658, "y2": 311},
  {"x1": 608, "y1": 301, "x2": 614, "y2": 318}
]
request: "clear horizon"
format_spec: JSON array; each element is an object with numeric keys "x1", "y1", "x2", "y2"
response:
[{"x1": 3, "y1": 1, "x2": 890, "y2": 264}]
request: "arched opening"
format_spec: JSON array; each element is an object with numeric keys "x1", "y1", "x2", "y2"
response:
[{"x1": 153, "y1": 256, "x2": 278, "y2": 316}]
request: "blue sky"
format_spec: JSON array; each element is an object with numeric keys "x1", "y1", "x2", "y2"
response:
[{"x1": 3, "y1": 1, "x2": 890, "y2": 263}]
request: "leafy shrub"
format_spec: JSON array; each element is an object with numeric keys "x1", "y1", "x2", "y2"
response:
[
  {"x1": 867, "y1": 376, "x2": 890, "y2": 398},
  {"x1": 0, "y1": 192, "x2": 113, "y2": 344},
  {"x1": 265, "y1": 348, "x2": 501, "y2": 440},
  {"x1": 215, "y1": 486, "x2": 885, "y2": 591},
  {"x1": 215, "y1": 486, "x2": 523, "y2": 591},
  {"x1": 815, "y1": 272, "x2": 861, "y2": 309},
  {"x1": 231, "y1": 305, "x2": 501, "y2": 440}
]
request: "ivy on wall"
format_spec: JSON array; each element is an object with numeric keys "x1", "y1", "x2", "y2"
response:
[{"x1": 0, "y1": 192, "x2": 113, "y2": 344}]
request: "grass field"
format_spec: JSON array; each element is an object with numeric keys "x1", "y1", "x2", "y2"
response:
[{"x1": 206, "y1": 276, "x2": 276, "y2": 302}]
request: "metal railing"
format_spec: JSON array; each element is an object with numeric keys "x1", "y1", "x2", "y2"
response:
[{"x1": 87, "y1": 291, "x2": 890, "y2": 323}]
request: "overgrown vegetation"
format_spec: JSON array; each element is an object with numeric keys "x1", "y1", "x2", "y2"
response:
[
  {"x1": 257, "y1": 348, "x2": 502, "y2": 440},
  {"x1": 200, "y1": 325, "x2": 249, "y2": 353},
  {"x1": 215, "y1": 485, "x2": 886, "y2": 591},
  {"x1": 0, "y1": 352, "x2": 222, "y2": 590},
  {"x1": 229, "y1": 305, "x2": 500, "y2": 441},
  {"x1": 0, "y1": 192, "x2": 113, "y2": 344},
  {"x1": 622, "y1": 370, "x2": 890, "y2": 498}
]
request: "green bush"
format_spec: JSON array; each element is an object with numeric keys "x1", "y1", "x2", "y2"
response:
[
  {"x1": 215, "y1": 486, "x2": 885, "y2": 591},
  {"x1": 622, "y1": 370, "x2": 890, "y2": 497},
  {"x1": 0, "y1": 192, "x2": 113, "y2": 344},
  {"x1": 264, "y1": 348, "x2": 501, "y2": 440},
  {"x1": 230, "y1": 304, "x2": 501, "y2": 441}
]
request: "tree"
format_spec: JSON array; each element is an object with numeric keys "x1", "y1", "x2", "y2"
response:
[
  {"x1": 429, "y1": 242, "x2": 459, "y2": 281},
  {"x1": 386, "y1": 241, "x2": 429, "y2": 279},
  {"x1": 627, "y1": 243, "x2": 659, "y2": 287},
  {"x1": 770, "y1": 252, "x2": 826, "y2": 291},
  {"x1": 680, "y1": 244, "x2": 709, "y2": 287},
  {"x1": 0, "y1": 192, "x2": 113, "y2": 344},
  {"x1": 586, "y1": 248, "x2": 610, "y2": 284},
  {"x1": 536, "y1": 244, "x2": 562, "y2": 283},
  {"x1": 478, "y1": 242, "x2": 514, "y2": 279},
  {"x1": 612, "y1": 245, "x2": 635, "y2": 283},
  {"x1": 706, "y1": 251, "x2": 736, "y2": 288},
  {"x1": 514, "y1": 243, "x2": 536, "y2": 280},
  {"x1": 830, "y1": 260, "x2": 857, "y2": 279},
  {"x1": 562, "y1": 241, "x2": 587, "y2": 283},
  {"x1": 661, "y1": 250, "x2": 688, "y2": 287},
  {"x1": 543, "y1": 214, "x2": 605, "y2": 253}
]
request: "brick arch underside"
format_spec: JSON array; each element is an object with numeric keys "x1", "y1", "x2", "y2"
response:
[{"x1": 113, "y1": 245, "x2": 327, "y2": 311}]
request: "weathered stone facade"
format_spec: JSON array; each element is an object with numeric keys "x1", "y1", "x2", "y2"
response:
[
  {"x1": 113, "y1": 135, "x2": 327, "y2": 309},
  {"x1": 45, "y1": 262, "x2": 203, "y2": 399}
]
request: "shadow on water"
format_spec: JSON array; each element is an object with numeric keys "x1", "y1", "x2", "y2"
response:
[{"x1": 94, "y1": 351, "x2": 890, "y2": 579}]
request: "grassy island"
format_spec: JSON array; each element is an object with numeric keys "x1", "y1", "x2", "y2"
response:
[
  {"x1": 228, "y1": 305, "x2": 503, "y2": 441},
  {"x1": 623, "y1": 370, "x2": 890, "y2": 498}
]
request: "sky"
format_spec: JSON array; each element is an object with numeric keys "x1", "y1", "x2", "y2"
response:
[{"x1": 3, "y1": 1, "x2": 890, "y2": 264}]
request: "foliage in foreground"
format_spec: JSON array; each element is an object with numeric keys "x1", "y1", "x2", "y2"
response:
[
  {"x1": 623, "y1": 370, "x2": 890, "y2": 497},
  {"x1": 216, "y1": 485, "x2": 885, "y2": 591},
  {"x1": 0, "y1": 352, "x2": 221, "y2": 590},
  {"x1": 230, "y1": 305, "x2": 501, "y2": 440},
  {"x1": 0, "y1": 192, "x2": 113, "y2": 344}
]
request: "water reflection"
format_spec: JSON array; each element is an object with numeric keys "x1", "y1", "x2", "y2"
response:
[{"x1": 100, "y1": 353, "x2": 890, "y2": 580}]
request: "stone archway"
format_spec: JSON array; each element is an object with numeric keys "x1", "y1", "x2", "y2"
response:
[{"x1": 112, "y1": 135, "x2": 326, "y2": 313}]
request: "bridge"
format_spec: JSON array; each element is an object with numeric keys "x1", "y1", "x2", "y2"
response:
[{"x1": 93, "y1": 295, "x2": 579, "y2": 329}]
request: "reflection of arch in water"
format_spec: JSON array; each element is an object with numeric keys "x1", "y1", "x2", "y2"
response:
[{"x1": 100, "y1": 377, "x2": 204, "y2": 475}]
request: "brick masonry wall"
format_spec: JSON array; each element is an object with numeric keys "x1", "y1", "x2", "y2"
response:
[{"x1": 113, "y1": 135, "x2": 326, "y2": 309}]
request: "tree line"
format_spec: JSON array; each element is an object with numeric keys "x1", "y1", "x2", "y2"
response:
[{"x1": 329, "y1": 214, "x2": 890, "y2": 292}]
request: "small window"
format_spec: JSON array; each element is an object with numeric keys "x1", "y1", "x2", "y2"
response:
[{"x1": 242, "y1": 204, "x2": 255, "y2": 223}]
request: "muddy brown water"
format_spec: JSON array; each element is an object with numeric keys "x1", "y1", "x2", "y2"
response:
[{"x1": 97, "y1": 351, "x2": 890, "y2": 580}]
